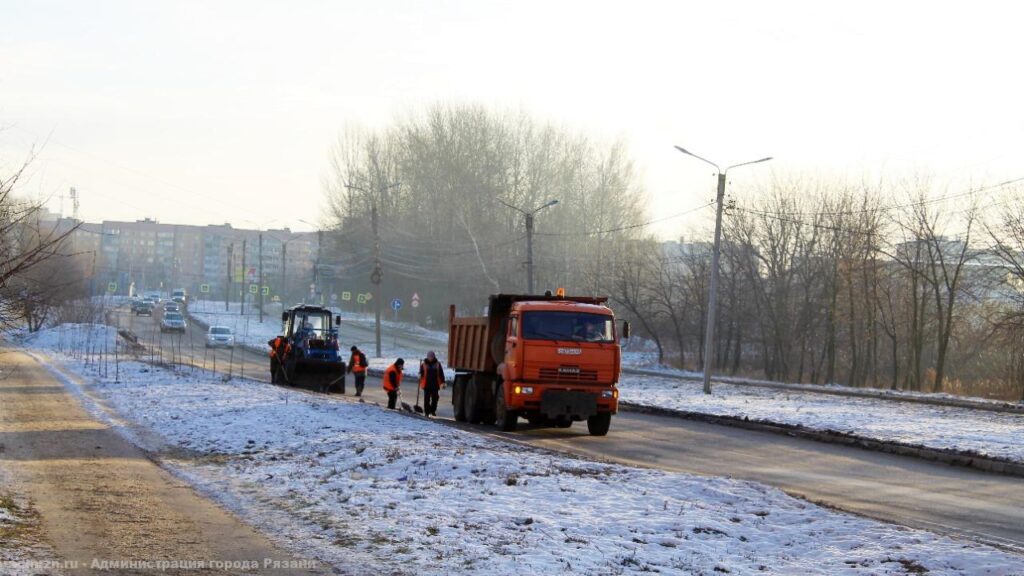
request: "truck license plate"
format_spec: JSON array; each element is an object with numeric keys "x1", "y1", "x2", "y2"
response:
[{"x1": 557, "y1": 348, "x2": 582, "y2": 355}]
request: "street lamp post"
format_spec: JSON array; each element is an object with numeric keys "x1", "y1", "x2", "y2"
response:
[
  {"x1": 674, "y1": 145, "x2": 771, "y2": 394},
  {"x1": 498, "y1": 198, "x2": 559, "y2": 294}
]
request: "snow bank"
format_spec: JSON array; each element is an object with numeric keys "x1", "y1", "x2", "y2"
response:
[
  {"x1": 16, "y1": 323, "x2": 119, "y2": 354},
  {"x1": 36, "y1": 349, "x2": 1024, "y2": 575},
  {"x1": 619, "y1": 374, "x2": 1024, "y2": 463}
]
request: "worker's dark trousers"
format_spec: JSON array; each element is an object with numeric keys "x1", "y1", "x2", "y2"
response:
[
  {"x1": 270, "y1": 358, "x2": 279, "y2": 383},
  {"x1": 424, "y1": 387, "x2": 440, "y2": 416},
  {"x1": 354, "y1": 373, "x2": 366, "y2": 396},
  {"x1": 386, "y1": 390, "x2": 398, "y2": 409}
]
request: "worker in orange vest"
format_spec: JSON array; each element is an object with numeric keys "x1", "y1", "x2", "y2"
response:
[
  {"x1": 418, "y1": 351, "x2": 445, "y2": 417},
  {"x1": 348, "y1": 346, "x2": 368, "y2": 397},
  {"x1": 268, "y1": 336, "x2": 288, "y2": 383},
  {"x1": 382, "y1": 358, "x2": 405, "y2": 409}
]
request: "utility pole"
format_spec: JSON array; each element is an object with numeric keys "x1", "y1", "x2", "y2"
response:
[
  {"x1": 702, "y1": 172, "x2": 727, "y2": 395},
  {"x1": 240, "y1": 238, "x2": 247, "y2": 316},
  {"x1": 525, "y1": 213, "x2": 535, "y2": 294},
  {"x1": 281, "y1": 242, "x2": 287, "y2": 305},
  {"x1": 675, "y1": 145, "x2": 771, "y2": 394},
  {"x1": 315, "y1": 229, "x2": 323, "y2": 305},
  {"x1": 344, "y1": 181, "x2": 400, "y2": 359},
  {"x1": 225, "y1": 243, "x2": 233, "y2": 311},
  {"x1": 371, "y1": 204, "x2": 382, "y2": 358},
  {"x1": 258, "y1": 232, "x2": 264, "y2": 324}
]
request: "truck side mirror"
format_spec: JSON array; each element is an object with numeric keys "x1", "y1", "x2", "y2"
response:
[
  {"x1": 281, "y1": 312, "x2": 289, "y2": 322},
  {"x1": 335, "y1": 315, "x2": 341, "y2": 326},
  {"x1": 622, "y1": 321, "x2": 631, "y2": 339}
]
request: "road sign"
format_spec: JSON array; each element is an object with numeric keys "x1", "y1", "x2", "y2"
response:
[
  {"x1": 411, "y1": 292, "x2": 420, "y2": 308},
  {"x1": 261, "y1": 286, "x2": 270, "y2": 296},
  {"x1": 200, "y1": 283, "x2": 210, "y2": 293},
  {"x1": 341, "y1": 291, "x2": 351, "y2": 301},
  {"x1": 330, "y1": 293, "x2": 337, "y2": 302},
  {"x1": 391, "y1": 298, "x2": 402, "y2": 311},
  {"x1": 249, "y1": 284, "x2": 258, "y2": 294},
  {"x1": 107, "y1": 282, "x2": 117, "y2": 293},
  {"x1": 365, "y1": 292, "x2": 373, "y2": 301},
  {"x1": 356, "y1": 293, "x2": 366, "y2": 304}
]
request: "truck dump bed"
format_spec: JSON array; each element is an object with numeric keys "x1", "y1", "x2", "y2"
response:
[{"x1": 447, "y1": 293, "x2": 609, "y2": 374}]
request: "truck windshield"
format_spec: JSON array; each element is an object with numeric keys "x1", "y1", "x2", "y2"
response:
[{"x1": 521, "y1": 312, "x2": 614, "y2": 343}]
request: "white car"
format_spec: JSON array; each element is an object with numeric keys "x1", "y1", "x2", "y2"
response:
[
  {"x1": 205, "y1": 326, "x2": 235, "y2": 348},
  {"x1": 160, "y1": 311, "x2": 187, "y2": 333}
]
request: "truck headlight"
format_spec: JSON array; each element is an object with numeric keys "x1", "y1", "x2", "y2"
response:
[
  {"x1": 514, "y1": 386, "x2": 533, "y2": 395},
  {"x1": 600, "y1": 389, "x2": 617, "y2": 398}
]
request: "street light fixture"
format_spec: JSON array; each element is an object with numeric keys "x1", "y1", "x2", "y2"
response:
[
  {"x1": 498, "y1": 198, "x2": 560, "y2": 294},
  {"x1": 675, "y1": 145, "x2": 771, "y2": 395}
]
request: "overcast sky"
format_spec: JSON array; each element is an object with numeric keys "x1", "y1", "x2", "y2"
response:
[{"x1": 2, "y1": 0, "x2": 1022, "y2": 238}]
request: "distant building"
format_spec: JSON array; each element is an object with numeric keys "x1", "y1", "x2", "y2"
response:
[{"x1": 36, "y1": 214, "x2": 318, "y2": 303}]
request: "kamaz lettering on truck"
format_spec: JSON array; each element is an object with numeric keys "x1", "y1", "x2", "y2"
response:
[{"x1": 447, "y1": 293, "x2": 629, "y2": 436}]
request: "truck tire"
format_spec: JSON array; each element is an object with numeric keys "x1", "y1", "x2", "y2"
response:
[
  {"x1": 587, "y1": 413, "x2": 611, "y2": 436},
  {"x1": 465, "y1": 379, "x2": 482, "y2": 424},
  {"x1": 453, "y1": 376, "x2": 468, "y2": 422},
  {"x1": 494, "y1": 383, "x2": 517, "y2": 432}
]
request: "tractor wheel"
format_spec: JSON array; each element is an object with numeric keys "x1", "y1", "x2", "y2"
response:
[{"x1": 494, "y1": 383, "x2": 517, "y2": 432}]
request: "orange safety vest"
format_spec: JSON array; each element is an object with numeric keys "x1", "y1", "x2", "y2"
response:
[
  {"x1": 383, "y1": 364, "x2": 403, "y2": 392},
  {"x1": 419, "y1": 360, "x2": 444, "y2": 390},
  {"x1": 269, "y1": 337, "x2": 283, "y2": 358},
  {"x1": 350, "y1": 351, "x2": 367, "y2": 373}
]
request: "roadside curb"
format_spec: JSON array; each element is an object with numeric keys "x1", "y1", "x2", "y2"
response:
[
  {"x1": 619, "y1": 401, "x2": 1024, "y2": 478},
  {"x1": 623, "y1": 367, "x2": 1024, "y2": 414}
]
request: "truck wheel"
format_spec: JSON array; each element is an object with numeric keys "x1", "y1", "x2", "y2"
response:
[
  {"x1": 453, "y1": 376, "x2": 467, "y2": 422},
  {"x1": 494, "y1": 383, "x2": 517, "y2": 432},
  {"x1": 587, "y1": 413, "x2": 611, "y2": 436},
  {"x1": 465, "y1": 379, "x2": 482, "y2": 424},
  {"x1": 554, "y1": 416, "x2": 573, "y2": 429}
]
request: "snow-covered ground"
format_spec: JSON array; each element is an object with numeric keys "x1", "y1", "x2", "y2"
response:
[
  {"x1": 619, "y1": 374, "x2": 1024, "y2": 463},
  {"x1": 14, "y1": 324, "x2": 1024, "y2": 575}
]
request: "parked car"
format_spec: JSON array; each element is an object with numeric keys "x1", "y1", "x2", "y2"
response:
[
  {"x1": 205, "y1": 326, "x2": 235, "y2": 348},
  {"x1": 160, "y1": 311, "x2": 187, "y2": 333},
  {"x1": 133, "y1": 301, "x2": 153, "y2": 316},
  {"x1": 163, "y1": 302, "x2": 180, "y2": 313}
]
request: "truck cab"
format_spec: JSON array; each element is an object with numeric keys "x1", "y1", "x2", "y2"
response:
[{"x1": 448, "y1": 293, "x2": 625, "y2": 436}]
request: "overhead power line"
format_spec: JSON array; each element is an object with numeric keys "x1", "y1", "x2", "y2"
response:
[{"x1": 535, "y1": 201, "x2": 715, "y2": 237}]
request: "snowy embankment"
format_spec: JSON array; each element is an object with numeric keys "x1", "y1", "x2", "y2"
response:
[
  {"x1": 618, "y1": 374, "x2": 1024, "y2": 464},
  {"x1": 18, "y1": 324, "x2": 1024, "y2": 575}
]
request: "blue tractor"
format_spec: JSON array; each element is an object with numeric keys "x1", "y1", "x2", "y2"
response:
[{"x1": 272, "y1": 305, "x2": 346, "y2": 392}]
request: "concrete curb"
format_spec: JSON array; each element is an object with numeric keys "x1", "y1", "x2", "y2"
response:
[
  {"x1": 619, "y1": 401, "x2": 1024, "y2": 478},
  {"x1": 623, "y1": 367, "x2": 1024, "y2": 415}
]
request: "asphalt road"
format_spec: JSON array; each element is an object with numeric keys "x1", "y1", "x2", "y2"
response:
[
  {"x1": 0, "y1": 347, "x2": 321, "y2": 575},
  {"x1": 114, "y1": 307, "x2": 1024, "y2": 553}
]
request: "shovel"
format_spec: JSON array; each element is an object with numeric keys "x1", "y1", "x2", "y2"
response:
[
  {"x1": 399, "y1": 390, "x2": 414, "y2": 413},
  {"x1": 414, "y1": 385, "x2": 424, "y2": 414}
]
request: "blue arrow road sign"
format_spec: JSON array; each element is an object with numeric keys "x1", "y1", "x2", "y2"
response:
[{"x1": 391, "y1": 298, "x2": 402, "y2": 311}]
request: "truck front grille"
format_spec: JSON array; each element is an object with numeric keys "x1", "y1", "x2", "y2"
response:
[{"x1": 539, "y1": 367, "x2": 598, "y2": 382}]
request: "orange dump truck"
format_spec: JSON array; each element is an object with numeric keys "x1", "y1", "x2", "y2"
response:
[{"x1": 447, "y1": 293, "x2": 628, "y2": 436}]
